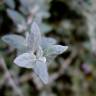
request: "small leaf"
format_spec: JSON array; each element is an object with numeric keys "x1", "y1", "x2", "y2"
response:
[
  {"x1": 33, "y1": 57, "x2": 49, "y2": 84},
  {"x1": 4, "y1": 0, "x2": 15, "y2": 9},
  {"x1": 38, "y1": 11, "x2": 50, "y2": 18},
  {"x1": 20, "y1": 0, "x2": 33, "y2": 9},
  {"x1": 14, "y1": 53, "x2": 36, "y2": 68},
  {"x1": 19, "y1": 6, "x2": 29, "y2": 15},
  {"x1": 41, "y1": 37, "x2": 57, "y2": 49},
  {"x1": 39, "y1": 23, "x2": 52, "y2": 34},
  {"x1": 2, "y1": 34, "x2": 26, "y2": 49},
  {"x1": 44, "y1": 45, "x2": 68, "y2": 56},
  {"x1": 26, "y1": 22, "x2": 41, "y2": 52},
  {"x1": 17, "y1": 47, "x2": 28, "y2": 56},
  {"x1": 44, "y1": 45, "x2": 68, "y2": 63},
  {"x1": 7, "y1": 9, "x2": 26, "y2": 25}
]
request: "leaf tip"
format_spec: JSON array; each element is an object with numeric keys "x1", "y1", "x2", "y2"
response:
[
  {"x1": 42, "y1": 74, "x2": 49, "y2": 85},
  {"x1": 63, "y1": 46, "x2": 68, "y2": 52}
]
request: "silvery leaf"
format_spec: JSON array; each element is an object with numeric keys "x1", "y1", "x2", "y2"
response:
[
  {"x1": 44, "y1": 45, "x2": 68, "y2": 63},
  {"x1": 37, "y1": 11, "x2": 50, "y2": 19},
  {"x1": 17, "y1": 47, "x2": 28, "y2": 56},
  {"x1": 41, "y1": 37, "x2": 57, "y2": 49},
  {"x1": 33, "y1": 57, "x2": 48, "y2": 84},
  {"x1": 19, "y1": 6, "x2": 29, "y2": 15},
  {"x1": 4, "y1": 0, "x2": 15, "y2": 9},
  {"x1": 39, "y1": 23, "x2": 52, "y2": 34},
  {"x1": 26, "y1": 22, "x2": 41, "y2": 52},
  {"x1": 14, "y1": 53, "x2": 36, "y2": 68},
  {"x1": 7, "y1": 9, "x2": 26, "y2": 25},
  {"x1": 2, "y1": 34, "x2": 26, "y2": 49},
  {"x1": 20, "y1": 0, "x2": 30, "y2": 8},
  {"x1": 44, "y1": 45, "x2": 68, "y2": 56},
  {"x1": 20, "y1": 0, "x2": 33, "y2": 8}
]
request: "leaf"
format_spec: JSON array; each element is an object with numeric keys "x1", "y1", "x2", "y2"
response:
[
  {"x1": 20, "y1": 0, "x2": 33, "y2": 9},
  {"x1": 33, "y1": 57, "x2": 49, "y2": 84},
  {"x1": 20, "y1": 0, "x2": 29, "y2": 7},
  {"x1": 7, "y1": 9, "x2": 26, "y2": 25},
  {"x1": 38, "y1": 11, "x2": 50, "y2": 18},
  {"x1": 44, "y1": 45, "x2": 68, "y2": 56},
  {"x1": 14, "y1": 53, "x2": 36, "y2": 68},
  {"x1": 2, "y1": 34, "x2": 26, "y2": 49},
  {"x1": 19, "y1": 6, "x2": 29, "y2": 15},
  {"x1": 17, "y1": 47, "x2": 28, "y2": 56},
  {"x1": 39, "y1": 23, "x2": 52, "y2": 34},
  {"x1": 41, "y1": 37, "x2": 57, "y2": 49},
  {"x1": 4, "y1": 0, "x2": 15, "y2": 9},
  {"x1": 44, "y1": 45, "x2": 68, "y2": 63},
  {"x1": 26, "y1": 22, "x2": 41, "y2": 52}
]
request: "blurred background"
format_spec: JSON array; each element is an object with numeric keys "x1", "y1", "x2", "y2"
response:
[{"x1": 0, "y1": 0, "x2": 96, "y2": 96}]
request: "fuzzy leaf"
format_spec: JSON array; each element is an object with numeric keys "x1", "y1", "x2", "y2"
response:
[
  {"x1": 39, "y1": 23, "x2": 52, "y2": 34},
  {"x1": 4, "y1": 0, "x2": 15, "y2": 9},
  {"x1": 44, "y1": 45, "x2": 68, "y2": 63},
  {"x1": 7, "y1": 9, "x2": 26, "y2": 25},
  {"x1": 26, "y1": 22, "x2": 41, "y2": 52},
  {"x1": 44, "y1": 45, "x2": 68, "y2": 56},
  {"x1": 20, "y1": 0, "x2": 33, "y2": 8},
  {"x1": 41, "y1": 37, "x2": 57, "y2": 49},
  {"x1": 19, "y1": 6, "x2": 29, "y2": 15},
  {"x1": 2, "y1": 34, "x2": 26, "y2": 49},
  {"x1": 33, "y1": 57, "x2": 49, "y2": 84},
  {"x1": 17, "y1": 47, "x2": 28, "y2": 56},
  {"x1": 14, "y1": 53, "x2": 36, "y2": 68}
]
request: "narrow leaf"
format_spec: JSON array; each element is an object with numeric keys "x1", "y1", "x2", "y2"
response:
[
  {"x1": 44, "y1": 45, "x2": 68, "y2": 56},
  {"x1": 17, "y1": 47, "x2": 28, "y2": 56},
  {"x1": 33, "y1": 57, "x2": 48, "y2": 84},
  {"x1": 4, "y1": 0, "x2": 15, "y2": 9},
  {"x1": 26, "y1": 22, "x2": 41, "y2": 52},
  {"x1": 44, "y1": 45, "x2": 68, "y2": 63},
  {"x1": 39, "y1": 23, "x2": 52, "y2": 34},
  {"x1": 7, "y1": 9, "x2": 26, "y2": 25},
  {"x1": 2, "y1": 34, "x2": 26, "y2": 49},
  {"x1": 20, "y1": 0, "x2": 33, "y2": 9},
  {"x1": 41, "y1": 37, "x2": 57, "y2": 49}
]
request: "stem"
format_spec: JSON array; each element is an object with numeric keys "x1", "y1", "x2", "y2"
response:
[{"x1": 0, "y1": 56, "x2": 23, "y2": 96}]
